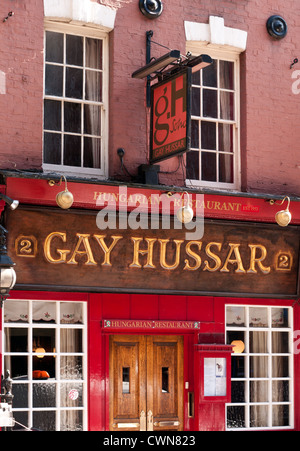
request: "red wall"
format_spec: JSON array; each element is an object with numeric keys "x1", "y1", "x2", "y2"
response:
[{"x1": 0, "y1": 0, "x2": 299, "y2": 196}]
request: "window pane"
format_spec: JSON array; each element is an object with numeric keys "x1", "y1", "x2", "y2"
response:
[
  {"x1": 61, "y1": 410, "x2": 83, "y2": 431},
  {"x1": 64, "y1": 102, "x2": 81, "y2": 133},
  {"x1": 44, "y1": 100, "x2": 61, "y2": 131},
  {"x1": 203, "y1": 60, "x2": 217, "y2": 87},
  {"x1": 61, "y1": 383, "x2": 83, "y2": 407},
  {"x1": 219, "y1": 123, "x2": 233, "y2": 152},
  {"x1": 250, "y1": 405, "x2": 268, "y2": 428},
  {"x1": 201, "y1": 121, "x2": 216, "y2": 150},
  {"x1": 64, "y1": 134, "x2": 81, "y2": 166},
  {"x1": 60, "y1": 302, "x2": 83, "y2": 324},
  {"x1": 43, "y1": 132, "x2": 61, "y2": 164},
  {"x1": 5, "y1": 328, "x2": 28, "y2": 352},
  {"x1": 5, "y1": 355, "x2": 28, "y2": 380},
  {"x1": 66, "y1": 67, "x2": 83, "y2": 99},
  {"x1": 272, "y1": 356, "x2": 289, "y2": 377},
  {"x1": 272, "y1": 308, "x2": 289, "y2": 328},
  {"x1": 4, "y1": 300, "x2": 29, "y2": 323},
  {"x1": 220, "y1": 91, "x2": 234, "y2": 120},
  {"x1": 192, "y1": 87, "x2": 200, "y2": 116},
  {"x1": 250, "y1": 356, "x2": 268, "y2": 377},
  {"x1": 219, "y1": 153, "x2": 233, "y2": 183},
  {"x1": 86, "y1": 38, "x2": 102, "y2": 69},
  {"x1": 231, "y1": 381, "x2": 245, "y2": 403},
  {"x1": 231, "y1": 356, "x2": 245, "y2": 378},
  {"x1": 250, "y1": 380, "x2": 268, "y2": 402},
  {"x1": 191, "y1": 120, "x2": 199, "y2": 148},
  {"x1": 33, "y1": 328, "x2": 55, "y2": 353},
  {"x1": 33, "y1": 411, "x2": 56, "y2": 431},
  {"x1": 33, "y1": 383, "x2": 56, "y2": 407},
  {"x1": 227, "y1": 405, "x2": 245, "y2": 429},
  {"x1": 250, "y1": 331, "x2": 268, "y2": 353},
  {"x1": 66, "y1": 35, "x2": 83, "y2": 66},
  {"x1": 45, "y1": 64, "x2": 63, "y2": 96},
  {"x1": 203, "y1": 89, "x2": 217, "y2": 118},
  {"x1": 84, "y1": 104, "x2": 101, "y2": 136},
  {"x1": 13, "y1": 384, "x2": 28, "y2": 408},
  {"x1": 272, "y1": 332, "x2": 289, "y2": 353},
  {"x1": 60, "y1": 356, "x2": 83, "y2": 380},
  {"x1": 249, "y1": 307, "x2": 268, "y2": 327},
  {"x1": 219, "y1": 60, "x2": 234, "y2": 90},
  {"x1": 226, "y1": 306, "x2": 245, "y2": 327},
  {"x1": 33, "y1": 356, "x2": 56, "y2": 379},
  {"x1": 192, "y1": 70, "x2": 200, "y2": 85},
  {"x1": 84, "y1": 137, "x2": 101, "y2": 168},
  {"x1": 273, "y1": 380, "x2": 289, "y2": 402},
  {"x1": 202, "y1": 152, "x2": 216, "y2": 182},
  {"x1": 273, "y1": 405, "x2": 289, "y2": 427},
  {"x1": 46, "y1": 31, "x2": 63, "y2": 63},
  {"x1": 85, "y1": 70, "x2": 102, "y2": 102},
  {"x1": 60, "y1": 329, "x2": 83, "y2": 353},
  {"x1": 186, "y1": 150, "x2": 199, "y2": 180},
  {"x1": 33, "y1": 302, "x2": 56, "y2": 323}
]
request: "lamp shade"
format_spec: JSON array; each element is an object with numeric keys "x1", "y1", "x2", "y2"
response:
[
  {"x1": 275, "y1": 209, "x2": 292, "y2": 227},
  {"x1": 176, "y1": 205, "x2": 194, "y2": 224},
  {"x1": 56, "y1": 189, "x2": 74, "y2": 209}
]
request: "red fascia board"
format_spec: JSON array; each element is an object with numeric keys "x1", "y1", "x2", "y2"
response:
[{"x1": 5, "y1": 176, "x2": 300, "y2": 224}]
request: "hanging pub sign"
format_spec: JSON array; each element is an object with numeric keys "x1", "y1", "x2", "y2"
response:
[{"x1": 150, "y1": 68, "x2": 191, "y2": 163}]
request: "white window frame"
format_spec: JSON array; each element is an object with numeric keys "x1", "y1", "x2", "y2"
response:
[
  {"x1": 185, "y1": 46, "x2": 241, "y2": 190},
  {"x1": 225, "y1": 304, "x2": 294, "y2": 431},
  {"x1": 43, "y1": 21, "x2": 109, "y2": 179},
  {"x1": 2, "y1": 299, "x2": 88, "y2": 431}
]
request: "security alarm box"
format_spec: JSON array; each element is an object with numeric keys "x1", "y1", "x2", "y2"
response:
[{"x1": 195, "y1": 344, "x2": 233, "y2": 403}]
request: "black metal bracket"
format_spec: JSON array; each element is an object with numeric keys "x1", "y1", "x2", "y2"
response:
[{"x1": 146, "y1": 30, "x2": 153, "y2": 107}]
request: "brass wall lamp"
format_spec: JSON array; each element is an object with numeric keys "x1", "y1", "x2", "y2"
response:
[
  {"x1": 268, "y1": 196, "x2": 292, "y2": 227},
  {"x1": 167, "y1": 191, "x2": 194, "y2": 224},
  {"x1": 48, "y1": 175, "x2": 74, "y2": 210}
]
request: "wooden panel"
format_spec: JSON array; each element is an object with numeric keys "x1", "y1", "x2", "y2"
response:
[{"x1": 6, "y1": 207, "x2": 300, "y2": 297}]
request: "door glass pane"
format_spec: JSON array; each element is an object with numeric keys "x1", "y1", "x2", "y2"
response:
[
  {"x1": 33, "y1": 411, "x2": 56, "y2": 431},
  {"x1": 250, "y1": 405, "x2": 268, "y2": 428},
  {"x1": 250, "y1": 380, "x2": 268, "y2": 402},
  {"x1": 61, "y1": 410, "x2": 83, "y2": 431},
  {"x1": 122, "y1": 367, "x2": 130, "y2": 394},
  {"x1": 5, "y1": 355, "x2": 28, "y2": 380},
  {"x1": 162, "y1": 367, "x2": 169, "y2": 393}
]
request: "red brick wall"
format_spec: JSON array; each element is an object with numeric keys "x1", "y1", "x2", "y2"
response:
[{"x1": 0, "y1": 0, "x2": 299, "y2": 196}]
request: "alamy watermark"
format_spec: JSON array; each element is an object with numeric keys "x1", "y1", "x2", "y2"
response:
[{"x1": 95, "y1": 186, "x2": 204, "y2": 240}]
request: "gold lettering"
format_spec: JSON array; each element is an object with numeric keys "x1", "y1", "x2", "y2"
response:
[
  {"x1": 129, "y1": 237, "x2": 157, "y2": 268},
  {"x1": 44, "y1": 232, "x2": 70, "y2": 264},
  {"x1": 203, "y1": 242, "x2": 222, "y2": 272},
  {"x1": 67, "y1": 234, "x2": 97, "y2": 266},
  {"x1": 247, "y1": 244, "x2": 271, "y2": 274},
  {"x1": 184, "y1": 241, "x2": 202, "y2": 271},
  {"x1": 221, "y1": 243, "x2": 246, "y2": 273},
  {"x1": 159, "y1": 239, "x2": 184, "y2": 270},
  {"x1": 93, "y1": 235, "x2": 123, "y2": 266}
]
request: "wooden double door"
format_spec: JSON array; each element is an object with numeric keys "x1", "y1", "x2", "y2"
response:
[{"x1": 109, "y1": 335, "x2": 184, "y2": 431}]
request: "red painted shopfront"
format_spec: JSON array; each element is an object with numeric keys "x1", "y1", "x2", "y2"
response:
[{"x1": 1, "y1": 175, "x2": 300, "y2": 431}]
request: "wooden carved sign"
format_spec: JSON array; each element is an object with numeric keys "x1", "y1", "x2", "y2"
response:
[{"x1": 6, "y1": 207, "x2": 300, "y2": 297}]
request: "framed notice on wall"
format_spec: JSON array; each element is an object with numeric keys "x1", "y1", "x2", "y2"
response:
[{"x1": 150, "y1": 68, "x2": 191, "y2": 163}]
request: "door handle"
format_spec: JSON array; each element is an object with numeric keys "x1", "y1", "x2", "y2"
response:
[
  {"x1": 154, "y1": 420, "x2": 180, "y2": 427},
  {"x1": 147, "y1": 410, "x2": 153, "y2": 431},
  {"x1": 112, "y1": 423, "x2": 140, "y2": 428}
]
